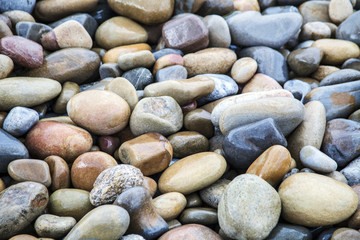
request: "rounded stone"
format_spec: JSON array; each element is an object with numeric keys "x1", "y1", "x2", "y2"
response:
[
  {"x1": 311, "y1": 65, "x2": 340, "y2": 81},
  {"x1": 300, "y1": 145, "x2": 338, "y2": 173},
  {"x1": 153, "y1": 192, "x2": 187, "y2": 221},
  {"x1": 300, "y1": 22, "x2": 331, "y2": 41},
  {"x1": 329, "y1": 0, "x2": 353, "y2": 24},
  {"x1": 279, "y1": 172, "x2": 358, "y2": 227},
  {"x1": 184, "y1": 109, "x2": 214, "y2": 138},
  {"x1": 105, "y1": 77, "x2": 138, "y2": 110},
  {"x1": 44, "y1": 156, "x2": 70, "y2": 192},
  {"x1": 3, "y1": 106, "x2": 39, "y2": 137},
  {"x1": 168, "y1": 131, "x2": 209, "y2": 158},
  {"x1": 71, "y1": 151, "x2": 118, "y2": 191},
  {"x1": 122, "y1": 67, "x2": 154, "y2": 90},
  {"x1": 266, "y1": 223, "x2": 312, "y2": 240},
  {"x1": 242, "y1": 73, "x2": 282, "y2": 93},
  {"x1": 118, "y1": 50, "x2": 155, "y2": 72},
  {"x1": 218, "y1": 174, "x2": 281, "y2": 240},
  {"x1": 103, "y1": 43, "x2": 151, "y2": 64},
  {"x1": 158, "y1": 224, "x2": 222, "y2": 240},
  {"x1": 199, "y1": 179, "x2": 230, "y2": 208},
  {"x1": 231, "y1": 57, "x2": 258, "y2": 84},
  {"x1": 53, "y1": 82, "x2": 80, "y2": 114},
  {"x1": 67, "y1": 90, "x2": 130, "y2": 135},
  {"x1": 153, "y1": 53, "x2": 184, "y2": 75},
  {"x1": 129, "y1": 96, "x2": 183, "y2": 136},
  {"x1": 287, "y1": 47, "x2": 323, "y2": 77},
  {"x1": 179, "y1": 207, "x2": 218, "y2": 225},
  {"x1": 331, "y1": 228, "x2": 360, "y2": 240},
  {"x1": 35, "y1": 214, "x2": 76, "y2": 239},
  {"x1": 0, "y1": 54, "x2": 13, "y2": 79},
  {"x1": 143, "y1": 176, "x2": 157, "y2": 197},
  {"x1": 158, "y1": 152, "x2": 227, "y2": 195},
  {"x1": 203, "y1": 14, "x2": 231, "y2": 48}
]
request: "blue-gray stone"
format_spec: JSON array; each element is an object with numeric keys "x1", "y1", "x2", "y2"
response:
[
  {"x1": 0, "y1": 128, "x2": 29, "y2": 173},
  {"x1": 263, "y1": 6, "x2": 299, "y2": 15},
  {"x1": 342, "y1": 58, "x2": 360, "y2": 71},
  {"x1": 267, "y1": 223, "x2": 312, "y2": 240},
  {"x1": 99, "y1": 63, "x2": 122, "y2": 80},
  {"x1": 3, "y1": 107, "x2": 39, "y2": 137},
  {"x1": 153, "y1": 48, "x2": 184, "y2": 60},
  {"x1": 294, "y1": 40, "x2": 315, "y2": 50},
  {"x1": 336, "y1": 11, "x2": 360, "y2": 45},
  {"x1": 122, "y1": 67, "x2": 153, "y2": 90},
  {"x1": 196, "y1": 74, "x2": 238, "y2": 106},
  {"x1": 239, "y1": 46, "x2": 289, "y2": 84},
  {"x1": 315, "y1": 228, "x2": 337, "y2": 240},
  {"x1": 0, "y1": 0, "x2": 36, "y2": 13},
  {"x1": 226, "y1": 11, "x2": 302, "y2": 49},
  {"x1": 341, "y1": 157, "x2": 360, "y2": 186},
  {"x1": 155, "y1": 65, "x2": 188, "y2": 82},
  {"x1": 222, "y1": 118, "x2": 287, "y2": 170},
  {"x1": 284, "y1": 80, "x2": 311, "y2": 102},
  {"x1": 196, "y1": 0, "x2": 234, "y2": 16},
  {"x1": 49, "y1": 13, "x2": 98, "y2": 38},
  {"x1": 16, "y1": 21, "x2": 52, "y2": 43},
  {"x1": 90, "y1": 1, "x2": 117, "y2": 24},
  {"x1": 319, "y1": 69, "x2": 360, "y2": 87}
]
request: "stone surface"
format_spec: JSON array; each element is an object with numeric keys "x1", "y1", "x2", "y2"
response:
[
  {"x1": 122, "y1": 67, "x2": 153, "y2": 90},
  {"x1": 90, "y1": 164, "x2": 144, "y2": 206},
  {"x1": 288, "y1": 47, "x2": 323, "y2": 77},
  {"x1": 3, "y1": 107, "x2": 39, "y2": 137},
  {"x1": 156, "y1": 65, "x2": 188, "y2": 82},
  {"x1": 118, "y1": 50, "x2": 155, "y2": 72},
  {"x1": 203, "y1": 14, "x2": 231, "y2": 48},
  {"x1": 337, "y1": 11, "x2": 360, "y2": 45},
  {"x1": 0, "y1": 54, "x2": 13, "y2": 79},
  {"x1": 44, "y1": 156, "x2": 70, "y2": 192},
  {"x1": 231, "y1": 57, "x2": 257, "y2": 84},
  {"x1": 168, "y1": 131, "x2": 209, "y2": 158},
  {"x1": 103, "y1": 43, "x2": 151, "y2": 64},
  {"x1": 158, "y1": 224, "x2": 222, "y2": 240},
  {"x1": 3, "y1": 10, "x2": 35, "y2": 26},
  {"x1": 35, "y1": 214, "x2": 76, "y2": 239},
  {"x1": 184, "y1": 109, "x2": 214, "y2": 138},
  {"x1": 329, "y1": 0, "x2": 353, "y2": 24},
  {"x1": 341, "y1": 157, "x2": 360, "y2": 186},
  {"x1": 0, "y1": 0, "x2": 36, "y2": 13},
  {"x1": 331, "y1": 228, "x2": 360, "y2": 240},
  {"x1": 320, "y1": 69, "x2": 360, "y2": 87},
  {"x1": 130, "y1": 96, "x2": 183, "y2": 136},
  {"x1": 0, "y1": 182, "x2": 49, "y2": 239},
  {"x1": 267, "y1": 223, "x2": 312, "y2": 240},
  {"x1": 242, "y1": 73, "x2": 282, "y2": 93},
  {"x1": 0, "y1": 18, "x2": 13, "y2": 39},
  {"x1": 300, "y1": 145, "x2": 338, "y2": 173},
  {"x1": 218, "y1": 174, "x2": 281, "y2": 240},
  {"x1": 312, "y1": 65, "x2": 340, "y2": 81},
  {"x1": 105, "y1": 77, "x2": 138, "y2": 110},
  {"x1": 64, "y1": 205, "x2": 129, "y2": 240},
  {"x1": 342, "y1": 58, "x2": 360, "y2": 71},
  {"x1": 279, "y1": 172, "x2": 358, "y2": 227},
  {"x1": 53, "y1": 82, "x2": 80, "y2": 114},
  {"x1": 199, "y1": 179, "x2": 230, "y2": 208},
  {"x1": 234, "y1": 0, "x2": 260, "y2": 11},
  {"x1": 119, "y1": 132, "x2": 173, "y2": 176},
  {"x1": 25, "y1": 121, "x2": 93, "y2": 162},
  {"x1": 153, "y1": 53, "x2": 184, "y2": 75},
  {"x1": 284, "y1": 80, "x2": 312, "y2": 102},
  {"x1": 153, "y1": 192, "x2": 187, "y2": 221},
  {"x1": 299, "y1": 22, "x2": 331, "y2": 41},
  {"x1": 299, "y1": 1, "x2": 331, "y2": 24},
  {"x1": 179, "y1": 207, "x2": 217, "y2": 225},
  {"x1": 99, "y1": 63, "x2": 122, "y2": 79},
  {"x1": 159, "y1": 152, "x2": 227, "y2": 194},
  {"x1": 197, "y1": 0, "x2": 234, "y2": 16}
]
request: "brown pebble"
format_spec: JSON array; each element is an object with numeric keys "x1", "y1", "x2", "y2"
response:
[{"x1": 44, "y1": 155, "x2": 70, "y2": 192}]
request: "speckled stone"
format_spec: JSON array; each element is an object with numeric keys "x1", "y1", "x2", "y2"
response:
[
  {"x1": 35, "y1": 214, "x2": 76, "y2": 239},
  {"x1": 199, "y1": 179, "x2": 230, "y2": 208}
]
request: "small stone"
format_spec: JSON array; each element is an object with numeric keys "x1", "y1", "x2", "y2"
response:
[
  {"x1": 143, "y1": 177, "x2": 157, "y2": 197},
  {"x1": 153, "y1": 48, "x2": 184, "y2": 60},
  {"x1": 184, "y1": 109, "x2": 214, "y2": 138},
  {"x1": 287, "y1": 47, "x2": 323, "y2": 77},
  {"x1": 153, "y1": 192, "x2": 187, "y2": 221},
  {"x1": 3, "y1": 107, "x2": 39, "y2": 137},
  {"x1": 311, "y1": 65, "x2": 340, "y2": 81},
  {"x1": 319, "y1": 69, "x2": 360, "y2": 86},
  {"x1": 179, "y1": 208, "x2": 217, "y2": 225},
  {"x1": 0, "y1": 18, "x2": 13, "y2": 39},
  {"x1": 279, "y1": 172, "x2": 358, "y2": 227},
  {"x1": 299, "y1": 1, "x2": 331, "y2": 24},
  {"x1": 0, "y1": 0, "x2": 36, "y2": 13},
  {"x1": 197, "y1": 0, "x2": 234, "y2": 16},
  {"x1": 186, "y1": 193, "x2": 203, "y2": 208},
  {"x1": 122, "y1": 67, "x2": 153, "y2": 90},
  {"x1": 129, "y1": 96, "x2": 183, "y2": 136},
  {"x1": 230, "y1": 57, "x2": 257, "y2": 84},
  {"x1": 99, "y1": 63, "x2": 122, "y2": 79},
  {"x1": 329, "y1": 0, "x2": 353, "y2": 24},
  {"x1": 158, "y1": 224, "x2": 222, "y2": 240},
  {"x1": 326, "y1": 171, "x2": 348, "y2": 184},
  {"x1": 342, "y1": 58, "x2": 360, "y2": 71},
  {"x1": 3, "y1": 10, "x2": 35, "y2": 25},
  {"x1": 234, "y1": 0, "x2": 260, "y2": 11},
  {"x1": 105, "y1": 77, "x2": 138, "y2": 110},
  {"x1": 331, "y1": 228, "x2": 360, "y2": 240},
  {"x1": 156, "y1": 65, "x2": 188, "y2": 82},
  {"x1": 35, "y1": 214, "x2": 76, "y2": 239},
  {"x1": 337, "y1": 11, "x2": 360, "y2": 45},
  {"x1": 119, "y1": 132, "x2": 173, "y2": 176},
  {"x1": 121, "y1": 234, "x2": 145, "y2": 240},
  {"x1": 153, "y1": 53, "x2": 184, "y2": 75},
  {"x1": 300, "y1": 145, "x2": 338, "y2": 173},
  {"x1": 267, "y1": 223, "x2": 312, "y2": 240},
  {"x1": 53, "y1": 82, "x2": 80, "y2": 114},
  {"x1": 168, "y1": 131, "x2": 209, "y2": 158},
  {"x1": 203, "y1": 14, "x2": 231, "y2": 48},
  {"x1": 283, "y1": 80, "x2": 312, "y2": 102},
  {"x1": 299, "y1": 22, "x2": 331, "y2": 41},
  {"x1": 218, "y1": 174, "x2": 281, "y2": 240},
  {"x1": 44, "y1": 156, "x2": 70, "y2": 192},
  {"x1": 263, "y1": 5, "x2": 299, "y2": 14},
  {"x1": 8, "y1": 234, "x2": 38, "y2": 240},
  {"x1": 242, "y1": 73, "x2": 282, "y2": 93},
  {"x1": 90, "y1": 164, "x2": 144, "y2": 206},
  {"x1": 341, "y1": 157, "x2": 360, "y2": 186},
  {"x1": 0, "y1": 54, "x2": 13, "y2": 79},
  {"x1": 103, "y1": 43, "x2": 151, "y2": 64},
  {"x1": 158, "y1": 152, "x2": 227, "y2": 195},
  {"x1": 49, "y1": 189, "x2": 94, "y2": 221},
  {"x1": 199, "y1": 179, "x2": 230, "y2": 208},
  {"x1": 118, "y1": 50, "x2": 155, "y2": 71},
  {"x1": 64, "y1": 205, "x2": 130, "y2": 240}
]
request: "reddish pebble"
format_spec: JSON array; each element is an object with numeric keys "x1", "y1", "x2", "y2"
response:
[{"x1": 98, "y1": 136, "x2": 121, "y2": 156}]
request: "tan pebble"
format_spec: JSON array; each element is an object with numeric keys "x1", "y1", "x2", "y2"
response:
[
  {"x1": 242, "y1": 73, "x2": 282, "y2": 93},
  {"x1": 231, "y1": 57, "x2": 258, "y2": 84},
  {"x1": 117, "y1": 50, "x2": 155, "y2": 71},
  {"x1": 102, "y1": 43, "x2": 151, "y2": 63},
  {"x1": 105, "y1": 77, "x2": 138, "y2": 110},
  {"x1": 44, "y1": 155, "x2": 70, "y2": 192},
  {"x1": 53, "y1": 82, "x2": 80, "y2": 114},
  {"x1": 153, "y1": 192, "x2": 187, "y2": 221}
]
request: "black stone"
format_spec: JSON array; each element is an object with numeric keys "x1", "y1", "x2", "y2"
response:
[
  {"x1": 122, "y1": 67, "x2": 154, "y2": 90},
  {"x1": 16, "y1": 22, "x2": 52, "y2": 43},
  {"x1": 315, "y1": 227, "x2": 336, "y2": 240},
  {"x1": 0, "y1": 0, "x2": 36, "y2": 13},
  {"x1": 277, "y1": 0, "x2": 307, "y2": 6},
  {"x1": 267, "y1": 223, "x2": 312, "y2": 240},
  {"x1": 319, "y1": 69, "x2": 360, "y2": 86},
  {"x1": 90, "y1": 1, "x2": 117, "y2": 25}
]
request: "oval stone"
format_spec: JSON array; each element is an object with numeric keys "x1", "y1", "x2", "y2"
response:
[
  {"x1": 158, "y1": 152, "x2": 227, "y2": 195},
  {"x1": 153, "y1": 192, "x2": 187, "y2": 221},
  {"x1": 35, "y1": 214, "x2": 76, "y2": 239},
  {"x1": 279, "y1": 172, "x2": 358, "y2": 227},
  {"x1": 168, "y1": 131, "x2": 209, "y2": 158},
  {"x1": 231, "y1": 57, "x2": 258, "y2": 84},
  {"x1": 102, "y1": 43, "x2": 151, "y2": 64},
  {"x1": 179, "y1": 207, "x2": 218, "y2": 225},
  {"x1": 0, "y1": 54, "x2": 13, "y2": 79},
  {"x1": 44, "y1": 155, "x2": 70, "y2": 192},
  {"x1": 199, "y1": 179, "x2": 230, "y2": 208},
  {"x1": 300, "y1": 145, "x2": 338, "y2": 173},
  {"x1": 158, "y1": 224, "x2": 222, "y2": 240}
]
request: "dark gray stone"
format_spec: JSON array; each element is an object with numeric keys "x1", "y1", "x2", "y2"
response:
[
  {"x1": 341, "y1": 157, "x2": 360, "y2": 186},
  {"x1": 90, "y1": 1, "x2": 117, "y2": 25},
  {"x1": 284, "y1": 80, "x2": 311, "y2": 102},
  {"x1": 49, "y1": 13, "x2": 98, "y2": 38},
  {"x1": 315, "y1": 228, "x2": 337, "y2": 240},
  {"x1": 267, "y1": 223, "x2": 312, "y2": 240},
  {"x1": 196, "y1": 0, "x2": 234, "y2": 16},
  {"x1": 153, "y1": 48, "x2": 184, "y2": 60},
  {"x1": 196, "y1": 74, "x2": 238, "y2": 106},
  {"x1": 322, "y1": 119, "x2": 360, "y2": 168},
  {"x1": 263, "y1": 6, "x2": 299, "y2": 15},
  {"x1": 239, "y1": 46, "x2": 289, "y2": 84},
  {"x1": 0, "y1": 0, "x2": 36, "y2": 13},
  {"x1": 342, "y1": 58, "x2": 360, "y2": 71},
  {"x1": 259, "y1": 0, "x2": 277, "y2": 10},
  {"x1": 99, "y1": 63, "x2": 122, "y2": 80},
  {"x1": 277, "y1": 0, "x2": 306, "y2": 6},
  {"x1": 3, "y1": 107, "x2": 39, "y2": 137},
  {"x1": 320, "y1": 69, "x2": 360, "y2": 87},
  {"x1": 287, "y1": 47, "x2": 323, "y2": 77},
  {"x1": 155, "y1": 65, "x2": 187, "y2": 82},
  {"x1": 0, "y1": 128, "x2": 29, "y2": 173},
  {"x1": 222, "y1": 118, "x2": 287, "y2": 170},
  {"x1": 336, "y1": 11, "x2": 360, "y2": 45},
  {"x1": 15, "y1": 22, "x2": 52, "y2": 44},
  {"x1": 226, "y1": 11, "x2": 302, "y2": 49},
  {"x1": 122, "y1": 67, "x2": 154, "y2": 90}
]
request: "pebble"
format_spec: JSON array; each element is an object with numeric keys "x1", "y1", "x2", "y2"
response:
[
  {"x1": 0, "y1": 18, "x2": 13, "y2": 38},
  {"x1": 3, "y1": 107, "x2": 39, "y2": 137},
  {"x1": 90, "y1": 164, "x2": 144, "y2": 206},
  {"x1": 158, "y1": 152, "x2": 227, "y2": 194},
  {"x1": 186, "y1": 193, "x2": 203, "y2": 208},
  {"x1": 44, "y1": 156, "x2": 70, "y2": 192},
  {"x1": 35, "y1": 214, "x2": 76, "y2": 239},
  {"x1": 319, "y1": 69, "x2": 360, "y2": 87},
  {"x1": 105, "y1": 77, "x2": 138, "y2": 110},
  {"x1": 129, "y1": 96, "x2": 183, "y2": 136},
  {"x1": 156, "y1": 65, "x2": 188, "y2": 82},
  {"x1": 103, "y1": 43, "x2": 151, "y2": 63},
  {"x1": 263, "y1": 5, "x2": 299, "y2": 14},
  {"x1": 64, "y1": 205, "x2": 130, "y2": 240},
  {"x1": 153, "y1": 192, "x2": 187, "y2": 221},
  {"x1": 95, "y1": 16, "x2": 148, "y2": 50},
  {"x1": 0, "y1": 54, "x2": 13, "y2": 79},
  {"x1": 168, "y1": 131, "x2": 209, "y2": 158},
  {"x1": 326, "y1": 171, "x2": 348, "y2": 184},
  {"x1": 49, "y1": 189, "x2": 94, "y2": 221},
  {"x1": 283, "y1": 80, "x2": 312, "y2": 102},
  {"x1": 16, "y1": 21, "x2": 52, "y2": 44},
  {"x1": 230, "y1": 57, "x2": 258, "y2": 84},
  {"x1": 287, "y1": 47, "x2": 323, "y2": 77},
  {"x1": 114, "y1": 186, "x2": 168, "y2": 239},
  {"x1": 199, "y1": 179, "x2": 230, "y2": 208},
  {"x1": 300, "y1": 145, "x2": 338, "y2": 173},
  {"x1": 342, "y1": 58, "x2": 360, "y2": 71},
  {"x1": 234, "y1": 0, "x2": 260, "y2": 11},
  {"x1": 0, "y1": 182, "x2": 49, "y2": 239},
  {"x1": 197, "y1": 0, "x2": 234, "y2": 16},
  {"x1": 299, "y1": 22, "x2": 331, "y2": 41},
  {"x1": 71, "y1": 151, "x2": 117, "y2": 191},
  {"x1": 3, "y1": 10, "x2": 35, "y2": 25},
  {"x1": 184, "y1": 109, "x2": 214, "y2": 138},
  {"x1": 122, "y1": 67, "x2": 154, "y2": 90},
  {"x1": 119, "y1": 132, "x2": 173, "y2": 176},
  {"x1": 227, "y1": 11, "x2": 302, "y2": 49},
  {"x1": 8, "y1": 235, "x2": 38, "y2": 240},
  {"x1": 118, "y1": 50, "x2": 155, "y2": 71},
  {"x1": 162, "y1": 14, "x2": 209, "y2": 53},
  {"x1": 218, "y1": 174, "x2": 281, "y2": 240},
  {"x1": 0, "y1": 0, "x2": 36, "y2": 13},
  {"x1": 183, "y1": 48, "x2": 236, "y2": 77},
  {"x1": 158, "y1": 224, "x2": 222, "y2": 240},
  {"x1": 279, "y1": 172, "x2": 358, "y2": 227},
  {"x1": 179, "y1": 207, "x2": 218, "y2": 225},
  {"x1": 99, "y1": 63, "x2": 122, "y2": 79},
  {"x1": 27, "y1": 48, "x2": 101, "y2": 84},
  {"x1": 143, "y1": 176, "x2": 157, "y2": 197},
  {"x1": 299, "y1": 1, "x2": 331, "y2": 24},
  {"x1": 153, "y1": 48, "x2": 184, "y2": 60},
  {"x1": 121, "y1": 234, "x2": 145, "y2": 240},
  {"x1": 153, "y1": 53, "x2": 184, "y2": 75},
  {"x1": 242, "y1": 73, "x2": 282, "y2": 93},
  {"x1": 341, "y1": 157, "x2": 360, "y2": 186},
  {"x1": 267, "y1": 223, "x2": 312, "y2": 240},
  {"x1": 311, "y1": 65, "x2": 340, "y2": 81},
  {"x1": 329, "y1": 0, "x2": 353, "y2": 25},
  {"x1": 25, "y1": 121, "x2": 93, "y2": 162},
  {"x1": 331, "y1": 228, "x2": 360, "y2": 240},
  {"x1": 53, "y1": 81, "x2": 80, "y2": 114},
  {"x1": 203, "y1": 14, "x2": 231, "y2": 48},
  {"x1": 337, "y1": 11, "x2": 360, "y2": 45}
]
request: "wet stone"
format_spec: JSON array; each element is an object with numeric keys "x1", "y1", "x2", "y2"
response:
[
  {"x1": 156, "y1": 65, "x2": 188, "y2": 82},
  {"x1": 179, "y1": 208, "x2": 218, "y2": 225},
  {"x1": 15, "y1": 22, "x2": 52, "y2": 43},
  {"x1": 122, "y1": 67, "x2": 153, "y2": 90},
  {"x1": 0, "y1": 0, "x2": 36, "y2": 13},
  {"x1": 199, "y1": 179, "x2": 230, "y2": 208}
]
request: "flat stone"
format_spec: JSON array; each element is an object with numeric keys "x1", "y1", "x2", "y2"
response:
[
  {"x1": 288, "y1": 47, "x2": 323, "y2": 77},
  {"x1": 49, "y1": 189, "x2": 94, "y2": 221},
  {"x1": 199, "y1": 179, "x2": 230, "y2": 208},
  {"x1": 158, "y1": 224, "x2": 222, "y2": 240},
  {"x1": 320, "y1": 69, "x2": 360, "y2": 86},
  {"x1": 218, "y1": 174, "x2": 281, "y2": 240},
  {"x1": 35, "y1": 214, "x2": 76, "y2": 239},
  {"x1": 95, "y1": 16, "x2": 148, "y2": 50},
  {"x1": 153, "y1": 192, "x2": 187, "y2": 221},
  {"x1": 329, "y1": 0, "x2": 353, "y2": 24},
  {"x1": 156, "y1": 65, "x2": 188, "y2": 82},
  {"x1": 300, "y1": 145, "x2": 338, "y2": 173},
  {"x1": 223, "y1": 118, "x2": 287, "y2": 169},
  {"x1": 130, "y1": 96, "x2": 183, "y2": 136},
  {"x1": 197, "y1": 0, "x2": 234, "y2": 16},
  {"x1": 3, "y1": 107, "x2": 39, "y2": 137},
  {"x1": 279, "y1": 172, "x2": 358, "y2": 227},
  {"x1": 227, "y1": 11, "x2": 302, "y2": 49},
  {"x1": 64, "y1": 205, "x2": 129, "y2": 240},
  {"x1": 203, "y1": 14, "x2": 231, "y2": 48},
  {"x1": 299, "y1": 1, "x2": 331, "y2": 24},
  {"x1": 239, "y1": 46, "x2": 289, "y2": 84},
  {"x1": 184, "y1": 109, "x2": 214, "y2": 138},
  {"x1": 231, "y1": 57, "x2": 257, "y2": 84},
  {"x1": 312, "y1": 65, "x2": 340, "y2": 81},
  {"x1": 0, "y1": 0, "x2": 36, "y2": 13},
  {"x1": 179, "y1": 208, "x2": 217, "y2": 225},
  {"x1": 168, "y1": 131, "x2": 209, "y2": 158},
  {"x1": 299, "y1": 22, "x2": 331, "y2": 41},
  {"x1": 267, "y1": 223, "x2": 312, "y2": 240},
  {"x1": 25, "y1": 121, "x2": 93, "y2": 162},
  {"x1": 99, "y1": 63, "x2": 122, "y2": 80},
  {"x1": 122, "y1": 67, "x2": 153, "y2": 90},
  {"x1": 0, "y1": 77, "x2": 61, "y2": 111},
  {"x1": 44, "y1": 156, "x2": 70, "y2": 192},
  {"x1": 0, "y1": 182, "x2": 49, "y2": 239},
  {"x1": 242, "y1": 73, "x2": 282, "y2": 93},
  {"x1": 158, "y1": 152, "x2": 227, "y2": 195},
  {"x1": 15, "y1": 22, "x2": 52, "y2": 44},
  {"x1": 119, "y1": 132, "x2": 173, "y2": 176},
  {"x1": 162, "y1": 14, "x2": 209, "y2": 53},
  {"x1": 103, "y1": 43, "x2": 151, "y2": 64},
  {"x1": 27, "y1": 48, "x2": 100, "y2": 84},
  {"x1": 118, "y1": 50, "x2": 155, "y2": 71}
]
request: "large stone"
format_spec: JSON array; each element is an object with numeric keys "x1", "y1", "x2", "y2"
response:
[
  {"x1": 0, "y1": 0, "x2": 36, "y2": 13},
  {"x1": 279, "y1": 172, "x2": 358, "y2": 227},
  {"x1": 203, "y1": 14, "x2": 231, "y2": 48},
  {"x1": 337, "y1": 11, "x2": 360, "y2": 45},
  {"x1": 287, "y1": 47, "x2": 323, "y2": 77},
  {"x1": 218, "y1": 174, "x2": 281, "y2": 240}
]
